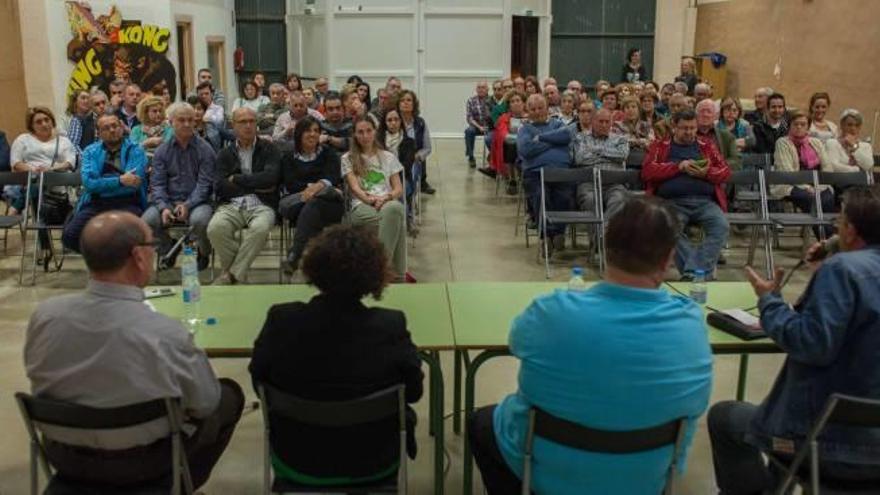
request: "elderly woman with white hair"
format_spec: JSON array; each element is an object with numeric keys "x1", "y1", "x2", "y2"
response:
[{"x1": 824, "y1": 109, "x2": 875, "y2": 173}]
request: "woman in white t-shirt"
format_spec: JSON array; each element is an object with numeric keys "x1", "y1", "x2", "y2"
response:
[
  {"x1": 342, "y1": 116, "x2": 407, "y2": 279},
  {"x1": 9, "y1": 107, "x2": 77, "y2": 215}
]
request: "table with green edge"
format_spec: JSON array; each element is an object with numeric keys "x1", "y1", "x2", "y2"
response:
[
  {"x1": 447, "y1": 281, "x2": 781, "y2": 495},
  {"x1": 149, "y1": 283, "x2": 454, "y2": 495}
]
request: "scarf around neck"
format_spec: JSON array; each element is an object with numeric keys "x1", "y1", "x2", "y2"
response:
[{"x1": 790, "y1": 134, "x2": 819, "y2": 170}]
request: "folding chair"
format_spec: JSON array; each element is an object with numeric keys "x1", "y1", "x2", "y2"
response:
[
  {"x1": 0, "y1": 171, "x2": 29, "y2": 254},
  {"x1": 21, "y1": 172, "x2": 81, "y2": 285},
  {"x1": 257, "y1": 383, "x2": 407, "y2": 495},
  {"x1": 769, "y1": 393, "x2": 880, "y2": 495},
  {"x1": 14, "y1": 392, "x2": 193, "y2": 495},
  {"x1": 765, "y1": 170, "x2": 831, "y2": 254},
  {"x1": 725, "y1": 170, "x2": 775, "y2": 275},
  {"x1": 521, "y1": 407, "x2": 687, "y2": 495},
  {"x1": 817, "y1": 171, "x2": 872, "y2": 223},
  {"x1": 596, "y1": 168, "x2": 643, "y2": 273},
  {"x1": 539, "y1": 167, "x2": 601, "y2": 279}
]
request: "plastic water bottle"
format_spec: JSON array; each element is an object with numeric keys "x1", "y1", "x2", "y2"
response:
[
  {"x1": 181, "y1": 246, "x2": 201, "y2": 333},
  {"x1": 568, "y1": 266, "x2": 588, "y2": 291},
  {"x1": 690, "y1": 269, "x2": 708, "y2": 305}
]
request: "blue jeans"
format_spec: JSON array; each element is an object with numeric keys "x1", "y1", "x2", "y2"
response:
[
  {"x1": 670, "y1": 196, "x2": 729, "y2": 276},
  {"x1": 464, "y1": 125, "x2": 485, "y2": 159},
  {"x1": 524, "y1": 171, "x2": 574, "y2": 238}
]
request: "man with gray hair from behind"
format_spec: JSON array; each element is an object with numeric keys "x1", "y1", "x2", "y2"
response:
[{"x1": 24, "y1": 211, "x2": 244, "y2": 491}]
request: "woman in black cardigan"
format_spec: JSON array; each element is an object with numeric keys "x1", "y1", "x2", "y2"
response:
[
  {"x1": 278, "y1": 116, "x2": 345, "y2": 275},
  {"x1": 249, "y1": 225, "x2": 424, "y2": 486}
]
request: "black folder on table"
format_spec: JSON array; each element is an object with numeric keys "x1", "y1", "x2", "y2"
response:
[{"x1": 707, "y1": 310, "x2": 767, "y2": 341}]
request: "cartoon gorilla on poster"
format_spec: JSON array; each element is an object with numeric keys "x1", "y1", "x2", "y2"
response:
[{"x1": 65, "y1": 1, "x2": 177, "y2": 101}]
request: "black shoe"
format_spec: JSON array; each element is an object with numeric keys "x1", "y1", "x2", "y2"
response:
[
  {"x1": 717, "y1": 253, "x2": 728, "y2": 265},
  {"x1": 421, "y1": 182, "x2": 436, "y2": 195},
  {"x1": 468, "y1": 157, "x2": 477, "y2": 168},
  {"x1": 197, "y1": 252, "x2": 210, "y2": 271},
  {"x1": 477, "y1": 167, "x2": 497, "y2": 178},
  {"x1": 506, "y1": 181, "x2": 518, "y2": 195},
  {"x1": 280, "y1": 258, "x2": 297, "y2": 277}
]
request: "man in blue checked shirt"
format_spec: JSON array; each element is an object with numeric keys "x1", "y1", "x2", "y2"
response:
[{"x1": 62, "y1": 114, "x2": 147, "y2": 252}]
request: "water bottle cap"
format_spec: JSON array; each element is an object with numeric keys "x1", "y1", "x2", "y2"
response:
[
  {"x1": 572, "y1": 266, "x2": 583, "y2": 275},
  {"x1": 694, "y1": 269, "x2": 705, "y2": 275},
  {"x1": 205, "y1": 317, "x2": 217, "y2": 325},
  {"x1": 183, "y1": 246, "x2": 194, "y2": 255}
]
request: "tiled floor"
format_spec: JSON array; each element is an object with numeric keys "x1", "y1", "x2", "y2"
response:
[{"x1": 0, "y1": 139, "x2": 814, "y2": 494}]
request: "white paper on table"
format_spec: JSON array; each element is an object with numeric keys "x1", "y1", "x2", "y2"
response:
[{"x1": 721, "y1": 309, "x2": 761, "y2": 328}]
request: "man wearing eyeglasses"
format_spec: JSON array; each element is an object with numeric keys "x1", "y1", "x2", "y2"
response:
[
  {"x1": 26, "y1": 211, "x2": 244, "y2": 491},
  {"x1": 62, "y1": 114, "x2": 147, "y2": 253},
  {"x1": 207, "y1": 107, "x2": 280, "y2": 285}
]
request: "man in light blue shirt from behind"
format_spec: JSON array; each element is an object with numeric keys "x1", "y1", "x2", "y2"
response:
[{"x1": 469, "y1": 195, "x2": 713, "y2": 494}]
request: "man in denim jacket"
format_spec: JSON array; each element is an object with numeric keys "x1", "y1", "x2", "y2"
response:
[{"x1": 708, "y1": 185, "x2": 880, "y2": 493}]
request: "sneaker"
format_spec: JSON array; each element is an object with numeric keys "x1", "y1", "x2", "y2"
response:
[
  {"x1": 421, "y1": 182, "x2": 436, "y2": 195},
  {"x1": 477, "y1": 167, "x2": 497, "y2": 178},
  {"x1": 468, "y1": 157, "x2": 477, "y2": 168}
]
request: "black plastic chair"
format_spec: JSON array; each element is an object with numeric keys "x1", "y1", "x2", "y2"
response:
[
  {"x1": 817, "y1": 171, "x2": 872, "y2": 223},
  {"x1": 22, "y1": 172, "x2": 82, "y2": 285},
  {"x1": 257, "y1": 383, "x2": 407, "y2": 494},
  {"x1": 521, "y1": 407, "x2": 687, "y2": 495},
  {"x1": 595, "y1": 168, "x2": 643, "y2": 272},
  {"x1": 765, "y1": 170, "x2": 831, "y2": 252},
  {"x1": 539, "y1": 167, "x2": 601, "y2": 278},
  {"x1": 14, "y1": 392, "x2": 193, "y2": 495},
  {"x1": 769, "y1": 393, "x2": 880, "y2": 495}
]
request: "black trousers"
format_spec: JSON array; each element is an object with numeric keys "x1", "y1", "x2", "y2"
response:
[
  {"x1": 62, "y1": 197, "x2": 143, "y2": 253},
  {"x1": 279, "y1": 193, "x2": 345, "y2": 264},
  {"x1": 45, "y1": 378, "x2": 245, "y2": 491},
  {"x1": 788, "y1": 187, "x2": 835, "y2": 239},
  {"x1": 469, "y1": 405, "x2": 531, "y2": 495}
]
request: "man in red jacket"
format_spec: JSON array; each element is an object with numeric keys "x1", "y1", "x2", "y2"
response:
[{"x1": 642, "y1": 109, "x2": 731, "y2": 280}]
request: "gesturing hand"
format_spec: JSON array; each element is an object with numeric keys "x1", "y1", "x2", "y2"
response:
[{"x1": 745, "y1": 266, "x2": 785, "y2": 297}]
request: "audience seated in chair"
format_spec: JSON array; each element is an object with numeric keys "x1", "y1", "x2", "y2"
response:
[
  {"x1": 318, "y1": 92, "x2": 354, "y2": 154},
  {"x1": 653, "y1": 93, "x2": 689, "y2": 141},
  {"x1": 710, "y1": 185, "x2": 880, "y2": 493},
  {"x1": 483, "y1": 90, "x2": 528, "y2": 184},
  {"x1": 544, "y1": 84, "x2": 562, "y2": 118},
  {"x1": 469, "y1": 196, "x2": 712, "y2": 494},
  {"x1": 614, "y1": 96, "x2": 654, "y2": 150},
  {"x1": 744, "y1": 86, "x2": 773, "y2": 126},
  {"x1": 231, "y1": 79, "x2": 270, "y2": 113},
  {"x1": 114, "y1": 83, "x2": 141, "y2": 134},
  {"x1": 696, "y1": 99, "x2": 741, "y2": 170},
  {"x1": 188, "y1": 97, "x2": 223, "y2": 152},
  {"x1": 256, "y1": 83, "x2": 289, "y2": 136},
  {"x1": 518, "y1": 93, "x2": 574, "y2": 254},
  {"x1": 186, "y1": 68, "x2": 227, "y2": 110},
  {"x1": 773, "y1": 110, "x2": 835, "y2": 239},
  {"x1": 62, "y1": 114, "x2": 147, "y2": 253},
  {"x1": 642, "y1": 109, "x2": 731, "y2": 280},
  {"x1": 397, "y1": 89, "x2": 435, "y2": 195},
  {"x1": 343, "y1": 116, "x2": 408, "y2": 280},
  {"x1": 555, "y1": 90, "x2": 577, "y2": 126},
  {"x1": 63, "y1": 89, "x2": 98, "y2": 155},
  {"x1": 825, "y1": 108, "x2": 875, "y2": 173},
  {"x1": 571, "y1": 108, "x2": 630, "y2": 217},
  {"x1": 196, "y1": 82, "x2": 225, "y2": 130},
  {"x1": 278, "y1": 116, "x2": 345, "y2": 276},
  {"x1": 273, "y1": 91, "x2": 324, "y2": 143},
  {"x1": 717, "y1": 97, "x2": 755, "y2": 152},
  {"x1": 807, "y1": 92, "x2": 838, "y2": 143},
  {"x1": 207, "y1": 107, "x2": 280, "y2": 285},
  {"x1": 464, "y1": 80, "x2": 492, "y2": 168},
  {"x1": 143, "y1": 102, "x2": 215, "y2": 271},
  {"x1": 752, "y1": 92, "x2": 789, "y2": 154},
  {"x1": 249, "y1": 224, "x2": 423, "y2": 487},
  {"x1": 25, "y1": 211, "x2": 244, "y2": 491},
  {"x1": 379, "y1": 108, "x2": 418, "y2": 219},
  {"x1": 129, "y1": 95, "x2": 173, "y2": 153}
]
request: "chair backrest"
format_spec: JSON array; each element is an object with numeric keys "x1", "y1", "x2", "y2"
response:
[
  {"x1": 741, "y1": 153, "x2": 773, "y2": 170},
  {"x1": 817, "y1": 171, "x2": 871, "y2": 189},
  {"x1": 15, "y1": 393, "x2": 170, "y2": 429},
  {"x1": 42, "y1": 172, "x2": 82, "y2": 188},
  {"x1": 599, "y1": 169, "x2": 642, "y2": 188},
  {"x1": 764, "y1": 170, "x2": 817, "y2": 186},
  {"x1": 874, "y1": 154, "x2": 880, "y2": 167},
  {"x1": 259, "y1": 383, "x2": 404, "y2": 428},
  {"x1": 726, "y1": 169, "x2": 762, "y2": 186},
  {"x1": 0, "y1": 171, "x2": 29, "y2": 187},
  {"x1": 541, "y1": 166, "x2": 594, "y2": 184},
  {"x1": 531, "y1": 408, "x2": 685, "y2": 454},
  {"x1": 825, "y1": 393, "x2": 880, "y2": 428},
  {"x1": 625, "y1": 149, "x2": 646, "y2": 169}
]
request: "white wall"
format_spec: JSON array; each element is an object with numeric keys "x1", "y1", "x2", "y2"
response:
[
  {"x1": 17, "y1": 0, "x2": 237, "y2": 121},
  {"x1": 288, "y1": 0, "x2": 551, "y2": 137},
  {"x1": 653, "y1": 0, "x2": 697, "y2": 84}
]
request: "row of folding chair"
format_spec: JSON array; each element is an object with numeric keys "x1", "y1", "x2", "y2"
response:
[{"x1": 538, "y1": 166, "x2": 874, "y2": 279}]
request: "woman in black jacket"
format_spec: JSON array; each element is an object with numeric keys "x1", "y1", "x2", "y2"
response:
[
  {"x1": 278, "y1": 116, "x2": 345, "y2": 275},
  {"x1": 249, "y1": 225, "x2": 424, "y2": 486},
  {"x1": 620, "y1": 47, "x2": 647, "y2": 83}
]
